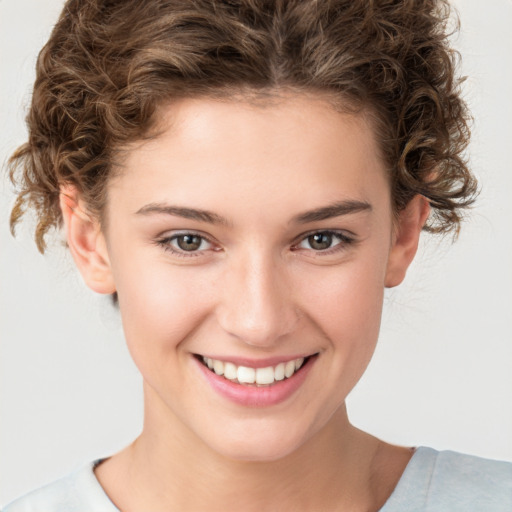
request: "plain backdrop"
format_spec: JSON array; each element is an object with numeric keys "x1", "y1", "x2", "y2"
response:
[{"x1": 1, "y1": 0, "x2": 511, "y2": 505}]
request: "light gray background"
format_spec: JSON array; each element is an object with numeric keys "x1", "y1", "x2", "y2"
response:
[{"x1": 1, "y1": 0, "x2": 511, "y2": 505}]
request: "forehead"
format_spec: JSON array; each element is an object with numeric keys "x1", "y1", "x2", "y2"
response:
[{"x1": 108, "y1": 93, "x2": 390, "y2": 221}]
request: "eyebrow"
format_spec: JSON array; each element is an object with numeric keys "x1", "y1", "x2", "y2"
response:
[
  {"x1": 135, "y1": 203, "x2": 231, "y2": 226},
  {"x1": 290, "y1": 199, "x2": 372, "y2": 224},
  {"x1": 135, "y1": 199, "x2": 372, "y2": 225}
]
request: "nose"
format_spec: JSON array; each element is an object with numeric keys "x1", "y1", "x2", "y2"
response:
[{"x1": 216, "y1": 249, "x2": 299, "y2": 347}]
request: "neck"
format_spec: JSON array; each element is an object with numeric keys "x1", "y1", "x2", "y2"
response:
[{"x1": 96, "y1": 384, "x2": 393, "y2": 512}]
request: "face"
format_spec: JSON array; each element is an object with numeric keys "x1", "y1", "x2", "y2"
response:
[{"x1": 72, "y1": 93, "x2": 422, "y2": 462}]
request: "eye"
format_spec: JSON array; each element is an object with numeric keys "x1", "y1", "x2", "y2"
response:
[
  {"x1": 156, "y1": 232, "x2": 214, "y2": 256},
  {"x1": 173, "y1": 234, "x2": 207, "y2": 252},
  {"x1": 295, "y1": 230, "x2": 353, "y2": 252}
]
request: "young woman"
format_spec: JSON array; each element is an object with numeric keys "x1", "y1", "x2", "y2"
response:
[{"x1": 3, "y1": 0, "x2": 511, "y2": 510}]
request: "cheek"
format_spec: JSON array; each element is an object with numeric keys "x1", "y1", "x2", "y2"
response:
[
  {"x1": 297, "y1": 252, "x2": 387, "y2": 382},
  {"x1": 111, "y1": 252, "x2": 215, "y2": 370},
  {"x1": 301, "y1": 254, "x2": 386, "y2": 334}
]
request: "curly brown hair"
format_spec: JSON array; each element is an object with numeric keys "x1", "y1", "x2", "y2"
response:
[{"x1": 8, "y1": 0, "x2": 477, "y2": 252}]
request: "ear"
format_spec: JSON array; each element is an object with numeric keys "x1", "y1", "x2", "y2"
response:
[
  {"x1": 385, "y1": 195, "x2": 430, "y2": 288},
  {"x1": 59, "y1": 185, "x2": 116, "y2": 294}
]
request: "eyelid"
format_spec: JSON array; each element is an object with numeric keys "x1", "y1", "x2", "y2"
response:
[
  {"x1": 154, "y1": 228, "x2": 357, "y2": 258},
  {"x1": 155, "y1": 230, "x2": 218, "y2": 257},
  {"x1": 292, "y1": 229, "x2": 356, "y2": 253}
]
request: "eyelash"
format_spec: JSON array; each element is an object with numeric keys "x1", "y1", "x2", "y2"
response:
[
  {"x1": 155, "y1": 231, "x2": 215, "y2": 258},
  {"x1": 293, "y1": 230, "x2": 356, "y2": 255},
  {"x1": 155, "y1": 230, "x2": 356, "y2": 257}
]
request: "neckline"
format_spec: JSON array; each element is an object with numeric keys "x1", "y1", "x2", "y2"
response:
[
  {"x1": 377, "y1": 446, "x2": 438, "y2": 511},
  {"x1": 86, "y1": 447, "x2": 437, "y2": 512}
]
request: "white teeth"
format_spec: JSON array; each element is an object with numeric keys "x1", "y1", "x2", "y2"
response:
[
  {"x1": 284, "y1": 360, "x2": 296, "y2": 378},
  {"x1": 213, "y1": 359, "x2": 224, "y2": 376},
  {"x1": 256, "y1": 366, "x2": 275, "y2": 385},
  {"x1": 201, "y1": 355, "x2": 308, "y2": 385},
  {"x1": 237, "y1": 366, "x2": 256, "y2": 384},
  {"x1": 274, "y1": 362, "x2": 285, "y2": 381},
  {"x1": 224, "y1": 362, "x2": 237, "y2": 380}
]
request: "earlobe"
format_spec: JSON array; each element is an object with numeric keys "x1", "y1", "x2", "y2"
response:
[
  {"x1": 385, "y1": 195, "x2": 430, "y2": 288},
  {"x1": 59, "y1": 185, "x2": 116, "y2": 294}
]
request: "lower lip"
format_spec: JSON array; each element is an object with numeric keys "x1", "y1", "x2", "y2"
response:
[{"x1": 193, "y1": 356, "x2": 317, "y2": 407}]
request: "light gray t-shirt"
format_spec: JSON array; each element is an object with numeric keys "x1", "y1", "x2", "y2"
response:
[{"x1": 3, "y1": 447, "x2": 512, "y2": 511}]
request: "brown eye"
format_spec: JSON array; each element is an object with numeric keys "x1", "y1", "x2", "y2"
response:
[
  {"x1": 157, "y1": 231, "x2": 214, "y2": 256},
  {"x1": 295, "y1": 230, "x2": 353, "y2": 253},
  {"x1": 175, "y1": 234, "x2": 204, "y2": 251},
  {"x1": 307, "y1": 232, "x2": 334, "y2": 250}
]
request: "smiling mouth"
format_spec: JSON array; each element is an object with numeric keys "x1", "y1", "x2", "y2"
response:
[{"x1": 195, "y1": 354, "x2": 315, "y2": 387}]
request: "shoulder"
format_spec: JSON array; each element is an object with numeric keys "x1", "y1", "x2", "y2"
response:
[
  {"x1": 2, "y1": 462, "x2": 118, "y2": 512},
  {"x1": 428, "y1": 448, "x2": 512, "y2": 509},
  {"x1": 382, "y1": 447, "x2": 512, "y2": 512}
]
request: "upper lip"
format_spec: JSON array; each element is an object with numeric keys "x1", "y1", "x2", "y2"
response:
[{"x1": 195, "y1": 353, "x2": 317, "y2": 368}]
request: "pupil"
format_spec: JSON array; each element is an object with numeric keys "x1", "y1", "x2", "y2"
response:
[
  {"x1": 309, "y1": 233, "x2": 332, "y2": 250},
  {"x1": 177, "y1": 235, "x2": 202, "y2": 251}
]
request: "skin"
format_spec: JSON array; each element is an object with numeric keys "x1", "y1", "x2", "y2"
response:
[{"x1": 60, "y1": 92, "x2": 429, "y2": 511}]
